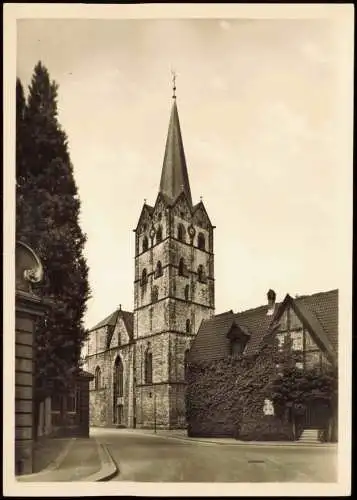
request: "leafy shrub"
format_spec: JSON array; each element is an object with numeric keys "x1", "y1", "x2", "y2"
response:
[{"x1": 239, "y1": 416, "x2": 294, "y2": 441}]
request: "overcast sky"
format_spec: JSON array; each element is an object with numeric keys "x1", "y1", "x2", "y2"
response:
[{"x1": 16, "y1": 15, "x2": 352, "y2": 330}]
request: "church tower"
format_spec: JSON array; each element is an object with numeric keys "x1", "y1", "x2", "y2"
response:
[{"x1": 133, "y1": 80, "x2": 215, "y2": 429}]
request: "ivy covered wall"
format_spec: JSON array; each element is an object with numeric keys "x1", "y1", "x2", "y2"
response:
[{"x1": 186, "y1": 334, "x2": 294, "y2": 440}]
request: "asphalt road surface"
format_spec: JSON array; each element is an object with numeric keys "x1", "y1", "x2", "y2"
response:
[{"x1": 91, "y1": 428, "x2": 337, "y2": 483}]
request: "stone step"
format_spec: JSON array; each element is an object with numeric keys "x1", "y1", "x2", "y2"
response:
[{"x1": 299, "y1": 429, "x2": 320, "y2": 443}]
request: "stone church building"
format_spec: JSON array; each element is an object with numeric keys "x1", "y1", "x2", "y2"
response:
[
  {"x1": 83, "y1": 88, "x2": 338, "y2": 437},
  {"x1": 83, "y1": 89, "x2": 215, "y2": 429}
]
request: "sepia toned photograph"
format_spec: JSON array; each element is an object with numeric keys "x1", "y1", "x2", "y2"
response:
[{"x1": 3, "y1": 3, "x2": 353, "y2": 497}]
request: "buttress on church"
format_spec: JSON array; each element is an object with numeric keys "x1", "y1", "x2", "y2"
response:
[{"x1": 82, "y1": 90, "x2": 338, "y2": 434}]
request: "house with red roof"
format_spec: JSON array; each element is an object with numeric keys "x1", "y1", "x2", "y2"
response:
[{"x1": 186, "y1": 289, "x2": 338, "y2": 442}]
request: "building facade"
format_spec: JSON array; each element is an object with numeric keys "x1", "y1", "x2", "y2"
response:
[
  {"x1": 83, "y1": 87, "x2": 338, "y2": 439},
  {"x1": 83, "y1": 91, "x2": 215, "y2": 429},
  {"x1": 186, "y1": 289, "x2": 338, "y2": 441}
]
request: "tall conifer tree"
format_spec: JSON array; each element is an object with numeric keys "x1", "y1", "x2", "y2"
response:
[{"x1": 16, "y1": 62, "x2": 90, "y2": 395}]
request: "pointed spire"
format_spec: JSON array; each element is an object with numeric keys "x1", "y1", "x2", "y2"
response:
[{"x1": 159, "y1": 76, "x2": 192, "y2": 206}]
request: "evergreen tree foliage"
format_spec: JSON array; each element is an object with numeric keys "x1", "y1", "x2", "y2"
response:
[{"x1": 16, "y1": 62, "x2": 90, "y2": 395}]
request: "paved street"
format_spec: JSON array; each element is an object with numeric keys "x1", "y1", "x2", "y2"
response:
[{"x1": 91, "y1": 428, "x2": 337, "y2": 483}]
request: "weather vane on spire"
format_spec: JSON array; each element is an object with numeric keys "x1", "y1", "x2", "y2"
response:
[{"x1": 171, "y1": 69, "x2": 177, "y2": 99}]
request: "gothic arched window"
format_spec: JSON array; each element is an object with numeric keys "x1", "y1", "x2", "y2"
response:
[
  {"x1": 145, "y1": 347, "x2": 153, "y2": 384},
  {"x1": 151, "y1": 285, "x2": 158, "y2": 303},
  {"x1": 142, "y1": 236, "x2": 149, "y2": 253},
  {"x1": 184, "y1": 349, "x2": 190, "y2": 380},
  {"x1": 197, "y1": 264, "x2": 204, "y2": 282},
  {"x1": 178, "y1": 258, "x2": 185, "y2": 276},
  {"x1": 184, "y1": 284, "x2": 190, "y2": 301},
  {"x1": 198, "y1": 233, "x2": 206, "y2": 250},
  {"x1": 186, "y1": 319, "x2": 191, "y2": 333},
  {"x1": 177, "y1": 224, "x2": 185, "y2": 242},
  {"x1": 141, "y1": 268, "x2": 148, "y2": 286},
  {"x1": 155, "y1": 260, "x2": 163, "y2": 278},
  {"x1": 114, "y1": 356, "x2": 124, "y2": 397},
  {"x1": 156, "y1": 226, "x2": 162, "y2": 244},
  {"x1": 95, "y1": 366, "x2": 101, "y2": 390}
]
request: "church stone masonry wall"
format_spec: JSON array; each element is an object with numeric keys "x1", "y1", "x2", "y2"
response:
[
  {"x1": 136, "y1": 384, "x2": 170, "y2": 429},
  {"x1": 87, "y1": 342, "x2": 134, "y2": 427}
]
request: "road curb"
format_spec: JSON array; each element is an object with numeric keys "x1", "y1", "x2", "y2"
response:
[
  {"x1": 114, "y1": 429, "x2": 337, "y2": 449},
  {"x1": 160, "y1": 435, "x2": 337, "y2": 449},
  {"x1": 80, "y1": 439, "x2": 118, "y2": 482},
  {"x1": 16, "y1": 438, "x2": 77, "y2": 481}
]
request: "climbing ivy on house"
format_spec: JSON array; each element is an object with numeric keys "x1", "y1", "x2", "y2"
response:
[
  {"x1": 186, "y1": 333, "x2": 294, "y2": 440},
  {"x1": 269, "y1": 365, "x2": 338, "y2": 440}
]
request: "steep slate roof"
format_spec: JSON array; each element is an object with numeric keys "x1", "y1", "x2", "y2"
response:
[
  {"x1": 159, "y1": 98, "x2": 193, "y2": 206},
  {"x1": 188, "y1": 311, "x2": 236, "y2": 362},
  {"x1": 89, "y1": 307, "x2": 134, "y2": 341},
  {"x1": 295, "y1": 290, "x2": 338, "y2": 354},
  {"x1": 89, "y1": 309, "x2": 120, "y2": 332},
  {"x1": 189, "y1": 289, "x2": 338, "y2": 365}
]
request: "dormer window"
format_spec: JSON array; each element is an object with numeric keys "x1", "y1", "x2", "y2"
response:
[
  {"x1": 227, "y1": 324, "x2": 250, "y2": 358},
  {"x1": 197, "y1": 233, "x2": 205, "y2": 250},
  {"x1": 177, "y1": 224, "x2": 185, "y2": 242},
  {"x1": 142, "y1": 236, "x2": 149, "y2": 253},
  {"x1": 231, "y1": 339, "x2": 245, "y2": 357},
  {"x1": 156, "y1": 225, "x2": 162, "y2": 244}
]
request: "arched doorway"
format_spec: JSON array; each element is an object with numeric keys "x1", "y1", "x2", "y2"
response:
[{"x1": 113, "y1": 356, "x2": 124, "y2": 425}]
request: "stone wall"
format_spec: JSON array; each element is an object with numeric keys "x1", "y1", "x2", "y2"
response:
[{"x1": 86, "y1": 343, "x2": 134, "y2": 427}]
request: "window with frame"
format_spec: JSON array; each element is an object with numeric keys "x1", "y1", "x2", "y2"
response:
[
  {"x1": 177, "y1": 224, "x2": 186, "y2": 242},
  {"x1": 276, "y1": 333, "x2": 285, "y2": 352},
  {"x1": 156, "y1": 225, "x2": 163, "y2": 244},
  {"x1": 114, "y1": 356, "x2": 124, "y2": 398},
  {"x1": 197, "y1": 232, "x2": 206, "y2": 250},
  {"x1": 142, "y1": 236, "x2": 149, "y2": 253},
  {"x1": 186, "y1": 319, "x2": 191, "y2": 333},
  {"x1": 95, "y1": 366, "x2": 102, "y2": 390},
  {"x1": 184, "y1": 284, "x2": 190, "y2": 301},
  {"x1": 155, "y1": 261, "x2": 163, "y2": 278},
  {"x1": 231, "y1": 339, "x2": 245, "y2": 357},
  {"x1": 141, "y1": 268, "x2": 148, "y2": 286},
  {"x1": 151, "y1": 286, "x2": 158, "y2": 303},
  {"x1": 145, "y1": 348, "x2": 153, "y2": 384},
  {"x1": 178, "y1": 258, "x2": 185, "y2": 276},
  {"x1": 291, "y1": 332, "x2": 303, "y2": 351},
  {"x1": 197, "y1": 264, "x2": 205, "y2": 282}
]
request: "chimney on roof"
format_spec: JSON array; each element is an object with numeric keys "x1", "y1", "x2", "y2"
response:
[
  {"x1": 118, "y1": 304, "x2": 121, "y2": 311},
  {"x1": 266, "y1": 289, "x2": 276, "y2": 316},
  {"x1": 267, "y1": 289, "x2": 276, "y2": 307}
]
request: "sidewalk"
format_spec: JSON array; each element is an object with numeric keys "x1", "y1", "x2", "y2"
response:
[
  {"x1": 17, "y1": 436, "x2": 117, "y2": 482},
  {"x1": 117, "y1": 428, "x2": 337, "y2": 448}
]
